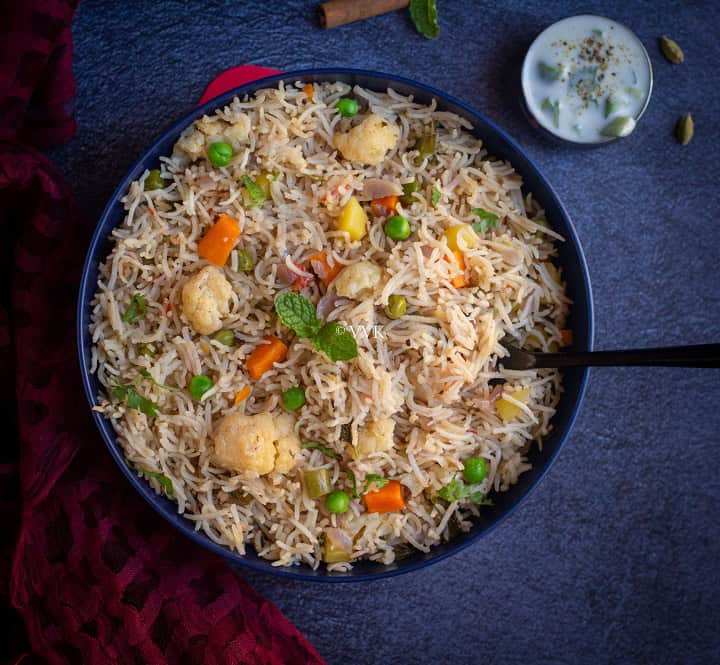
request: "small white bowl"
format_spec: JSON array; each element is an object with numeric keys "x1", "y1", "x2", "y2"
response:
[{"x1": 521, "y1": 14, "x2": 653, "y2": 146}]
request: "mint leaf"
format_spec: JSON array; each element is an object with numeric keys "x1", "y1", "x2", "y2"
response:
[
  {"x1": 363, "y1": 474, "x2": 389, "y2": 493},
  {"x1": 122, "y1": 293, "x2": 147, "y2": 323},
  {"x1": 141, "y1": 469, "x2": 174, "y2": 496},
  {"x1": 275, "y1": 292, "x2": 322, "y2": 338},
  {"x1": 471, "y1": 208, "x2": 499, "y2": 234},
  {"x1": 301, "y1": 440, "x2": 337, "y2": 458},
  {"x1": 312, "y1": 322, "x2": 358, "y2": 362},
  {"x1": 409, "y1": 0, "x2": 439, "y2": 39},
  {"x1": 431, "y1": 187, "x2": 441, "y2": 207},
  {"x1": 242, "y1": 175, "x2": 266, "y2": 208},
  {"x1": 112, "y1": 383, "x2": 159, "y2": 418}
]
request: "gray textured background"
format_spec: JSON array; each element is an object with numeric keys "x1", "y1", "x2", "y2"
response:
[{"x1": 49, "y1": 1, "x2": 720, "y2": 663}]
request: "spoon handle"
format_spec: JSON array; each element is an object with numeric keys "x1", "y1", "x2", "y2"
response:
[{"x1": 532, "y1": 344, "x2": 720, "y2": 369}]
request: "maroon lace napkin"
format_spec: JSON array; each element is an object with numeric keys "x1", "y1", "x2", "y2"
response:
[{"x1": 0, "y1": 2, "x2": 324, "y2": 663}]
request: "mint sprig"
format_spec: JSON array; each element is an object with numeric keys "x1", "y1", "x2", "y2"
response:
[{"x1": 274, "y1": 292, "x2": 358, "y2": 362}]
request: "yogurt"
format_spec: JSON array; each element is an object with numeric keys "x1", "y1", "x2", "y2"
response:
[{"x1": 521, "y1": 15, "x2": 652, "y2": 143}]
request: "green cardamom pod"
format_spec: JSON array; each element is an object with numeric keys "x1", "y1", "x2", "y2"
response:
[
  {"x1": 660, "y1": 35, "x2": 684, "y2": 64},
  {"x1": 675, "y1": 113, "x2": 694, "y2": 145}
]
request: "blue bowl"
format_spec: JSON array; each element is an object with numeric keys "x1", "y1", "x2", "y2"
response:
[{"x1": 77, "y1": 68, "x2": 594, "y2": 582}]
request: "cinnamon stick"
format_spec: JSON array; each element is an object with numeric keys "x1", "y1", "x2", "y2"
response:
[{"x1": 319, "y1": 0, "x2": 410, "y2": 29}]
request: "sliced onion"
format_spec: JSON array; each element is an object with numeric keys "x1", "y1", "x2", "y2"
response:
[
  {"x1": 310, "y1": 257, "x2": 328, "y2": 281},
  {"x1": 362, "y1": 178, "x2": 402, "y2": 200},
  {"x1": 285, "y1": 255, "x2": 313, "y2": 279},
  {"x1": 325, "y1": 527, "x2": 352, "y2": 554},
  {"x1": 489, "y1": 384, "x2": 504, "y2": 403},
  {"x1": 195, "y1": 174, "x2": 216, "y2": 190},
  {"x1": 315, "y1": 286, "x2": 337, "y2": 319},
  {"x1": 275, "y1": 264, "x2": 295, "y2": 287},
  {"x1": 510, "y1": 189, "x2": 526, "y2": 216}
]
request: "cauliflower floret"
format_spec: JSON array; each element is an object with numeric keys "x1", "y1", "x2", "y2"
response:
[
  {"x1": 357, "y1": 418, "x2": 396, "y2": 457},
  {"x1": 175, "y1": 128, "x2": 206, "y2": 161},
  {"x1": 466, "y1": 253, "x2": 495, "y2": 290},
  {"x1": 212, "y1": 412, "x2": 300, "y2": 475},
  {"x1": 224, "y1": 115, "x2": 251, "y2": 150},
  {"x1": 181, "y1": 265, "x2": 232, "y2": 335},
  {"x1": 333, "y1": 114, "x2": 400, "y2": 165},
  {"x1": 333, "y1": 261, "x2": 383, "y2": 299},
  {"x1": 196, "y1": 115, "x2": 226, "y2": 137},
  {"x1": 273, "y1": 414, "x2": 301, "y2": 473},
  {"x1": 274, "y1": 145, "x2": 306, "y2": 170},
  {"x1": 175, "y1": 115, "x2": 251, "y2": 160}
]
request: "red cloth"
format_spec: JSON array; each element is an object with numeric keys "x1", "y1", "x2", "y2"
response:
[
  {"x1": 197, "y1": 65, "x2": 281, "y2": 106},
  {"x1": 0, "y1": 3, "x2": 324, "y2": 664}
]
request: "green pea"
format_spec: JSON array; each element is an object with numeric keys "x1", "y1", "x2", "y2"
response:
[
  {"x1": 325, "y1": 490, "x2": 350, "y2": 514},
  {"x1": 336, "y1": 98, "x2": 359, "y2": 117},
  {"x1": 144, "y1": 169, "x2": 165, "y2": 191},
  {"x1": 235, "y1": 249, "x2": 254, "y2": 272},
  {"x1": 384, "y1": 215, "x2": 411, "y2": 241},
  {"x1": 207, "y1": 142, "x2": 233, "y2": 167},
  {"x1": 463, "y1": 457, "x2": 487, "y2": 484},
  {"x1": 213, "y1": 329, "x2": 235, "y2": 347},
  {"x1": 189, "y1": 374, "x2": 214, "y2": 400},
  {"x1": 282, "y1": 386, "x2": 306, "y2": 411},
  {"x1": 385, "y1": 294, "x2": 407, "y2": 320}
]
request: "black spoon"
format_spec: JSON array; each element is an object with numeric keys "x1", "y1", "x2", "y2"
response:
[{"x1": 503, "y1": 343, "x2": 720, "y2": 370}]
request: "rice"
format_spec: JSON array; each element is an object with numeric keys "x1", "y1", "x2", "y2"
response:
[{"x1": 89, "y1": 81, "x2": 571, "y2": 570}]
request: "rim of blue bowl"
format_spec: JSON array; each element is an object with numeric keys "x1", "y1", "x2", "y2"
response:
[{"x1": 77, "y1": 67, "x2": 595, "y2": 582}]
